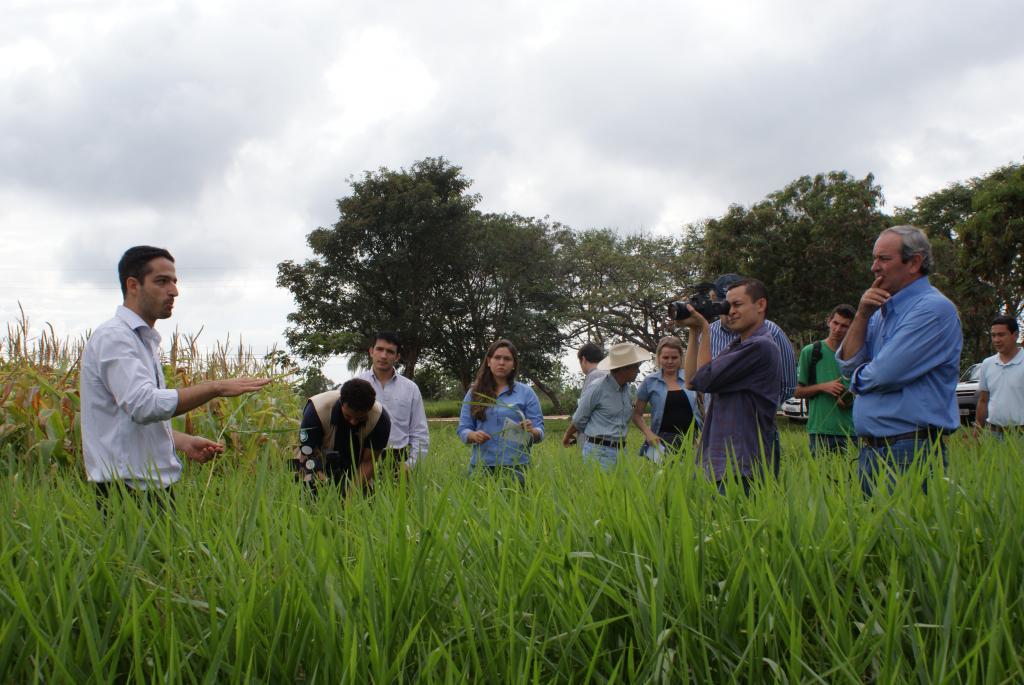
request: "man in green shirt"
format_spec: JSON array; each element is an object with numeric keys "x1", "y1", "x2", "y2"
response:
[{"x1": 795, "y1": 304, "x2": 856, "y2": 456}]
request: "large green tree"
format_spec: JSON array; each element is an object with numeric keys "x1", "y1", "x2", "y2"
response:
[
  {"x1": 276, "y1": 157, "x2": 479, "y2": 378},
  {"x1": 277, "y1": 159, "x2": 572, "y2": 407},
  {"x1": 423, "y1": 212, "x2": 571, "y2": 407},
  {"x1": 960, "y1": 163, "x2": 1024, "y2": 320},
  {"x1": 687, "y1": 171, "x2": 886, "y2": 346},
  {"x1": 900, "y1": 162, "x2": 1024, "y2": 364},
  {"x1": 556, "y1": 229, "x2": 701, "y2": 352}
]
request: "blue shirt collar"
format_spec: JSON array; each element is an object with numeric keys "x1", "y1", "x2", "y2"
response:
[
  {"x1": 882, "y1": 276, "x2": 930, "y2": 317},
  {"x1": 997, "y1": 349, "x2": 1024, "y2": 366},
  {"x1": 602, "y1": 372, "x2": 629, "y2": 391},
  {"x1": 652, "y1": 368, "x2": 686, "y2": 384},
  {"x1": 733, "y1": 322, "x2": 770, "y2": 347}
]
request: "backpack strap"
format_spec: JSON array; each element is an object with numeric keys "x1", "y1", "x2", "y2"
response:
[{"x1": 808, "y1": 340, "x2": 823, "y2": 386}]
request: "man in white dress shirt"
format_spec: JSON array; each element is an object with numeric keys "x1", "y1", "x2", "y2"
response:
[
  {"x1": 80, "y1": 246, "x2": 270, "y2": 498},
  {"x1": 357, "y1": 331, "x2": 429, "y2": 468}
]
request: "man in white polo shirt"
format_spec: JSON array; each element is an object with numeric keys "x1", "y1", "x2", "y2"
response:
[
  {"x1": 357, "y1": 331, "x2": 429, "y2": 468},
  {"x1": 976, "y1": 315, "x2": 1024, "y2": 436}
]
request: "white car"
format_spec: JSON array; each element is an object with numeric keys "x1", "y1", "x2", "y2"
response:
[
  {"x1": 781, "y1": 396, "x2": 808, "y2": 421},
  {"x1": 956, "y1": 363, "x2": 981, "y2": 424}
]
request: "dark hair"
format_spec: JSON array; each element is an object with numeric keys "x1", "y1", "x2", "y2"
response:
[
  {"x1": 370, "y1": 331, "x2": 401, "y2": 353},
  {"x1": 991, "y1": 315, "x2": 1020, "y2": 335},
  {"x1": 577, "y1": 342, "x2": 605, "y2": 364},
  {"x1": 339, "y1": 378, "x2": 376, "y2": 412},
  {"x1": 726, "y1": 278, "x2": 768, "y2": 304},
  {"x1": 118, "y1": 246, "x2": 174, "y2": 297},
  {"x1": 713, "y1": 273, "x2": 744, "y2": 299},
  {"x1": 471, "y1": 339, "x2": 518, "y2": 421},
  {"x1": 829, "y1": 304, "x2": 856, "y2": 321}
]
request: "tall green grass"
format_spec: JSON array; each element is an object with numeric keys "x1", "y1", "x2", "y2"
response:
[{"x1": 2, "y1": 424, "x2": 1023, "y2": 682}]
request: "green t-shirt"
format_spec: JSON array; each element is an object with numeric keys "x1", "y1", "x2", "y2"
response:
[{"x1": 797, "y1": 340, "x2": 854, "y2": 436}]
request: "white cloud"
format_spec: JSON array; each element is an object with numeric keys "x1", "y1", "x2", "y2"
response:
[{"x1": 1, "y1": 0, "x2": 1022, "y2": 369}]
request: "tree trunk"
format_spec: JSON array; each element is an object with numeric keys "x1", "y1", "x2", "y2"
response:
[
  {"x1": 526, "y1": 374, "x2": 562, "y2": 414},
  {"x1": 403, "y1": 347, "x2": 418, "y2": 380}
]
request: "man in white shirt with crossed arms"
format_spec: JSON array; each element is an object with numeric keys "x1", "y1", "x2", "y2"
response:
[{"x1": 80, "y1": 245, "x2": 270, "y2": 496}]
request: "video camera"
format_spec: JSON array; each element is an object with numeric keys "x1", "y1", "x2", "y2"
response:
[{"x1": 668, "y1": 282, "x2": 731, "y2": 323}]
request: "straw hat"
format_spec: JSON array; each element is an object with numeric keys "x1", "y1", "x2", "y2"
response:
[{"x1": 597, "y1": 342, "x2": 652, "y2": 371}]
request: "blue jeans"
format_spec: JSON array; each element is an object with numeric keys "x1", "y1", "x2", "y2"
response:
[
  {"x1": 858, "y1": 438, "x2": 947, "y2": 496},
  {"x1": 582, "y1": 441, "x2": 619, "y2": 470},
  {"x1": 809, "y1": 433, "x2": 849, "y2": 457}
]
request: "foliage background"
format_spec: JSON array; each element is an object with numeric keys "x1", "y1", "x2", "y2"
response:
[{"x1": 278, "y1": 159, "x2": 1024, "y2": 401}]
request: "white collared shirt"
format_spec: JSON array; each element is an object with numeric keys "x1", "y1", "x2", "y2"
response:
[
  {"x1": 358, "y1": 370, "x2": 429, "y2": 464},
  {"x1": 80, "y1": 306, "x2": 181, "y2": 488}
]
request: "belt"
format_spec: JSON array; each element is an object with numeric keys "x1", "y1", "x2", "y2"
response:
[
  {"x1": 585, "y1": 435, "x2": 625, "y2": 449},
  {"x1": 860, "y1": 427, "x2": 948, "y2": 448}
]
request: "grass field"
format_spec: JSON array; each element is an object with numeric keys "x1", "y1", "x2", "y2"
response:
[
  {"x1": 2, "y1": 324, "x2": 1024, "y2": 682},
  {"x1": 3, "y1": 421, "x2": 1024, "y2": 682}
]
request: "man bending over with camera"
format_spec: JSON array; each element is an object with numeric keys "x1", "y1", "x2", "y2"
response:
[
  {"x1": 681, "y1": 278, "x2": 782, "y2": 494},
  {"x1": 294, "y1": 378, "x2": 392, "y2": 494}
]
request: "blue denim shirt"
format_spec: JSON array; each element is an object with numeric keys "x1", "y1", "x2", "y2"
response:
[
  {"x1": 636, "y1": 369, "x2": 702, "y2": 456},
  {"x1": 457, "y1": 382, "x2": 545, "y2": 466},
  {"x1": 837, "y1": 277, "x2": 962, "y2": 437}
]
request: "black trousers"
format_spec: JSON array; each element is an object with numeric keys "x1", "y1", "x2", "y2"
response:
[{"x1": 93, "y1": 481, "x2": 175, "y2": 512}]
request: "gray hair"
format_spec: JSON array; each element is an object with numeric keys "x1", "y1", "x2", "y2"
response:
[{"x1": 882, "y1": 225, "x2": 933, "y2": 275}]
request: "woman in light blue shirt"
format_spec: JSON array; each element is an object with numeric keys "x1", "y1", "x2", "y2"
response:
[
  {"x1": 632, "y1": 336, "x2": 702, "y2": 461},
  {"x1": 457, "y1": 339, "x2": 544, "y2": 483}
]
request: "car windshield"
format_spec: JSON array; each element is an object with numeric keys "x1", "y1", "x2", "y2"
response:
[{"x1": 960, "y1": 364, "x2": 981, "y2": 383}]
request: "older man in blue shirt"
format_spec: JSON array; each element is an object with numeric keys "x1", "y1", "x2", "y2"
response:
[{"x1": 837, "y1": 226, "x2": 962, "y2": 495}]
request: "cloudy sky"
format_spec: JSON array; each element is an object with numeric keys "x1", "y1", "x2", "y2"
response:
[{"x1": 2, "y1": 0, "x2": 1022, "y2": 379}]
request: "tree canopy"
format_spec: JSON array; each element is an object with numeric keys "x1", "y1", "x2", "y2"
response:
[
  {"x1": 686, "y1": 172, "x2": 886, "y2": 346},
  {"x1": 277, "y1": 159, "x2": 573, "y2": 404},
  {"x1": 276, "y1": 157, "x2": 480, "y2": 378},
  {"x1": 278, "y1": 157, "x2": 1024, "y2": 399}
]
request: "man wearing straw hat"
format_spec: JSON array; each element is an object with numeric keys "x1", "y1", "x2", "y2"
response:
[
  {"x1": 564, "y1": 342, "x2": 651, "y2": 469},
  {"x1": 81, "y1": 246, "x2": 271, "y2": 503}
]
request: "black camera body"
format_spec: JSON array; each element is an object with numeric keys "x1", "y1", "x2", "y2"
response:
[{"x1": 668, "y1": 283, "x2": 731, "y2": 322}]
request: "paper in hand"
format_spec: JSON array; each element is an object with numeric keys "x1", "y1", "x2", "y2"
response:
[{"x1": 500, "y1": 417, "x2": 531, "y2": 448}]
